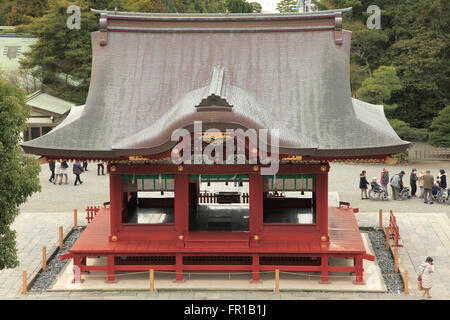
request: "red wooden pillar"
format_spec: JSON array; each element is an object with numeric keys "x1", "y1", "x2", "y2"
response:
[
  {"x1": 252, "y1": 254, "x2": 260, "y2": 282},
  {"x1": 175, "y1": 254, "x2": 183, "y2": 282},
  {"x1": 315, "y1": 167, "x2": 329, "y2": 240},
  {"x1": 354, "y1": 255, "x2": 364, "y2": 284},
  {"x1": 106, "y1": 255, "x2": 115, "y2": 283},
  {"x1": 109, "y1": 173, "x2": 123, "y2": 237},
  {"x1": 249, "y1": 173, "x2": 263, "y2": 235},
  {"x1": 320, "y1": 256, "x2": 330, "y2": 283},
  {"x1": 72, "y1": 256, "x2": 82, "y2": 283},
  {"x1": 174, "y1": 174, "x2": 189, "y2": 236}
]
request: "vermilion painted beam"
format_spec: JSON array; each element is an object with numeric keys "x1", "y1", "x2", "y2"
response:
[
  {"x1": 108, "y1": 164, "x2": 328, "y2": 175},
  {"x1": 109, "y1": 173, "x2": 123, "y2": 237},
  {"x1": 174, "y1": 174, "x2": 188, "y2": 235},
  {"x1": 249, "y1": 173, "x2": 263, "y2": 236},
  {"x1": 315, "y1": 170, "x2": 329, "y2": 239}
]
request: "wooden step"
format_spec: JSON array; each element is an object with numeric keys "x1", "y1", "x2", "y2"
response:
[{"x1": 184, "y1": 232, "x2": 250, "y2": 248}]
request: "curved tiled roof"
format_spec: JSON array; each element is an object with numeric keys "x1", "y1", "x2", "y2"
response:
[{"x1": 21, "y1": 10, "x2": 409, "y2": 159}]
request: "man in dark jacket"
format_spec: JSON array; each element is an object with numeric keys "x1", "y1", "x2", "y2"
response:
[
  {"x1": 73, "y1": 160, "x2": 83, "y2": 186},
  {"x1": 410, "y1": 169, "x2": 418, "y2": 197},
  {"x1": 48, "y1": 160, "x2": 55, "y2": 183}
]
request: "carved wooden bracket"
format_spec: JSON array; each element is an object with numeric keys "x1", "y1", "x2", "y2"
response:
[
  {"x1": 334, "y1": 11, "x2": 343, "y2": 45},
  {"x1": 99, "y1": 12, "x2": 108, "y2": 46}
]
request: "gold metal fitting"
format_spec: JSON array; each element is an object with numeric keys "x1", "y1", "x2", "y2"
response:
[
  {"x1": 320, "y1": 165, "x2": 327, "y2": 172},
  {"x1": 110, "y1": 165, "x2": 117, "y2": 172},
  {"x1": 321, "y1": 236, "x2": 328, "y2": 242},
  {"x1": 177, "y1": 165, "x2": 184, "y2": 172},
  {"x1": 111, "y1": 235, "x2": 117, "y2": 242},
  {"x1": 253, "y1": 165, "x2": 259, "y2": 172},
  {"x1": 178, "y1": 235, "x2": 184, "y2": 240},
  {"x1": 254, "y1": 235, "x2": 259, "y2": 240}
]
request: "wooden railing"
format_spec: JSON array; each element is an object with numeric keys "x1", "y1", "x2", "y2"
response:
[
  {"x1": 389, "y1": 210, "x2": 403, "y2": 247},
  {"x1": 412, "y1": 149, "x2": 450, "y2": 161},
  {"x1": 198, "y1": 193, "x2": 249, "y2": 204},
  {"x1": 85, "y1": 206, "x2": 100, "y2": 223}
]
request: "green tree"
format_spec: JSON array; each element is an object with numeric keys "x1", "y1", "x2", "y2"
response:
[
  {"x1": 429, "y1": 105, "x2": 450, "y2": 148},
  {"x1": 0, "y1": 78, "x2": 41, "y2": 270},
  {"x1": 356, "y1": 65, "x2": 401, "y2": 105},
  {"x1": 250, "y1": 2, "x2": 262, "y2": 13},
  {"x1": 4, "y1": 0, "x2": 48, "y2": 25},
  {"x1": 226, "y1": 0, "x2": 254, "y2": 13},
  {"x1": 321, "y1": 0, "x2": 450, "y2": 136},
  {"x1": 388, "y1": 119, "x2": 428, "y2": 142},
  {"x1": 276, "y1": 0, "x2": 298, "y2": 12}
]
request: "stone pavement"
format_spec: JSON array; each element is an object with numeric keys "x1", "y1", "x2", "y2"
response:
[{"x1": 0, "y1": 161, "x2": 448, "y2": 300}]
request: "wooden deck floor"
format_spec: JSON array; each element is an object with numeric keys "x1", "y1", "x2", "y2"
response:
[{"x1": 69, "y1": 206, "x2": 366, "y2": 255}]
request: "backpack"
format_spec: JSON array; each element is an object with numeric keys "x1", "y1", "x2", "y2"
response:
[{"x1": 61, "y1": 161, "x2": 68, "y2": 169}]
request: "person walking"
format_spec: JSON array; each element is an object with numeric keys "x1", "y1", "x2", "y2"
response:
[
  {"x1": 380, "y1": 168, "x2": 389, "y2": 196},
  {"x1": 419, "y1": 257, "x2": 435, "y2": 299},
  {"x1": 97, "y1": 161, "x2": 105, "y2": 175},
  {"x1": 82, "y1": 160, "x2": 88, "y2": 171},
  {"x1": 410, "y1": 168, "x2": 418, "y2": 197},
  {"x1": 60, "y1": 160, "x2": 69, "y2": 184},
  {"x1": 73, "y1": 160, "x2": 83, "y2": 186},
  {"x1": 53, "y1": 161, "x2": 61, "y2": 185},
  {"x1": 359, "y1": 170, "x2": 369, "y2": 200},
  {"x1": 418, "y1": 171, "x2": 425, "y2": 198},
  {"x1": 390, "y1": 171, "x2": 404, "y2": 200},
  {"x1": 422, "y1": 170, "x2": 434, "y2": 204},
  {"x1": 48, "y1": 160, "x2": 55, "y2": 183}
]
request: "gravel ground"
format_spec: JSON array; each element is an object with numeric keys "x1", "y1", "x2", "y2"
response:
[
  {"x1": 366, "y1": 229, "x2": 404, "y2": 293},
  {"x1": 29, "y1": 227, "x2": 85, "y2": 292},
  {"x1": 29, "y1": 227, "x2": 403, "y2": 293}
]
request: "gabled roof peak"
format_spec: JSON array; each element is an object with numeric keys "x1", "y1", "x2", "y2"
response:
[{"x1": 196, "y1": 65, "x2": 233, "y2": 111}]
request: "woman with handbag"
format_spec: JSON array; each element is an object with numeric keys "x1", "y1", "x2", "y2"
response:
[{"x1": 419, "y1": 257, "x2": 435, "y2": 299}]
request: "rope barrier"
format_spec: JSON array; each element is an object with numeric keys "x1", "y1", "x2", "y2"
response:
[{"x1": 67, "y1": 269, "x2": 404, "y2": 280}]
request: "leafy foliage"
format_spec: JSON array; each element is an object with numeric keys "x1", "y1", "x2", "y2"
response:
[
  {"x1": 429, "y1": 105, "x2": 450, "y2": 148},
  {"x1": 321, "y1": 0, "x2": 450, "y2": 144},
  {"x1": 356, "y1": 65, "x2": 401, "y2": 105},
  {"x1": 0, "y1": 78, "x2": 41, "y2": 270},
  {"x1": 276, "y1": 0, "x2": 299, "y2": 12},
  {"x1": 388, "y1": 119, "x2": 429, "y2": 142}
]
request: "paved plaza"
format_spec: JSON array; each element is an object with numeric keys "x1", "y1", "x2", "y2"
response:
[{"x1": 0, "y1": 161, "x2": 448, "y2": 300}]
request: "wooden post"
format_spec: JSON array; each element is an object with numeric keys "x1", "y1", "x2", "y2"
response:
[
  {"x1": 150, "y1": 269, "x2": 154, "y2": 292},
  {"x1": 394, "y1": 247, "x2": 399, "y2": 273},
  {"x1": 42, "y1": 246, "x2": 47, "y2": 271},
  {"x1": 379, "y1": 209, "x2": 383, "y2": 229},
  {"x1": 73, "y1": 209, "x2": 78, "y2": 229},
  {"x1": 404, "y1": 271, "x2": 409, "y2": 294},
  {"x1": 22, "y1": 270, "x2": 27, "y2": 294},
  {"x1": 275, "y1": 269, "x2": 280, "y2": 293},
  {"x1": 385, "y1": 227, "x2": 390, "y2": 250},
  {"x1": 59, "y1": 226, "x2": 63, "y2": 249}
]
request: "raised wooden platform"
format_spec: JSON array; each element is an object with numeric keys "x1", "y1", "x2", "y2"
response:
[{"x1": 61, "y1": 206, "x2": 374, "y2": 283}]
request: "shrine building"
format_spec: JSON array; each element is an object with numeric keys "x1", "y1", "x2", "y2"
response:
[{"x1": 21, "y1": 9, "x2": 410, "y2": 284}]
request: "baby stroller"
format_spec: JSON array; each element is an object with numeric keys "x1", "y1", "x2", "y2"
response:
[
  {"x1": 399, "y1": 186, "x2": 411, "y2": 200},
  {"x1": 435, "y1": 187, "x2": 449, "y2": 204},
  {"x1": 368, "y1": 183, "x2": 389, "y2": 201}
]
